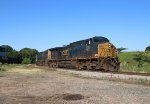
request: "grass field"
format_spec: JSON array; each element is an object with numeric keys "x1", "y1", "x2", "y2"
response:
[{"x1": 119, "y1": 52, "x2": 150, "y2": 73}]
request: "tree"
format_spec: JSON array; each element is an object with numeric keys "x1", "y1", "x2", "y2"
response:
[
  {"x1": 7, "y1": 50, "x2": 19, "y2": 58},
  {"x1": 21, "y1": 58, "x2": 31, "y2": 64},
  {"x1": 6, "y1": 50, "x2": 21, "y2": 63},
  {"x1": 145, "y1": 46, "x2": 150, "y2": 52},
  {"x1": 19, "y1": 48, "x2": 38, "y2": 63},
  {"x1": 117, "y1": 47, "x2": 127, "y2": 53}
]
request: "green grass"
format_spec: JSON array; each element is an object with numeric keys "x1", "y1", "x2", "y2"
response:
[
  {"x1": 0, "y1": 64, "x2": 28, "y2": 72},
  {"x1": 119, "y1": 52, "x2": 150, "y2": 73}
]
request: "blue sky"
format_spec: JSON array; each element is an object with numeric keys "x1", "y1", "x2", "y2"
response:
[{"x1": 0, "y1": 0, "x2": 150, "y2": 52}]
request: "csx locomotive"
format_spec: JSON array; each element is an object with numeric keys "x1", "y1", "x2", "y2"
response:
[{"x1": 36, "y1": 36, "x2": 120, "y2": 71}]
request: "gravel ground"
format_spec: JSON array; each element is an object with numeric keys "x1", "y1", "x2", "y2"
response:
[
  {"x1": 56, "y1": 68, "x2": 150, "y2": 81},
  {"x1": 0, "y1": 67, "x2": 150, "y2": 104}
]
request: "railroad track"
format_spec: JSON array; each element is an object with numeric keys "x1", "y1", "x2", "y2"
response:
[
  {"x1": 109, "y1": 71, "x2": 150, "y2": 76},
  {"x1": 36, "y1": 65, "x2": 150, "y2": 76},
  {"x1": 56, "y1": 68, "x2": 150, "y2": 86},
  {"x1": 58, "y1": 68, "x2": 150, "y2": 76}
]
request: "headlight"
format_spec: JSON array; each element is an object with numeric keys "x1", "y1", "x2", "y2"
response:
[{"x1": 95, "y1": 54, "x2": 98, "y2": 57}]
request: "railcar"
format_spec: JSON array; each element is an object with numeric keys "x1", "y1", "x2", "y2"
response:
[
  {"x1": 36, "y1": 36, "x2": 120, "y2": 71},
  {"x1": 0, "y1": 47, "x2": 6, "y2": 57},
  {"x1": 0, "y1": 46, "x2": 6, "y2": 63}
]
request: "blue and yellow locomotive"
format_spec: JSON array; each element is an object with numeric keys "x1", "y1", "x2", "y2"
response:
[{"x1": 36, "y1": 36, "x2": 120, "y2": 71}]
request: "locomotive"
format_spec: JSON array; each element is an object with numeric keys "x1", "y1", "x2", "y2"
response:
[{"x1": 36, "y1": 36, "x2": 120, "y2": 71}]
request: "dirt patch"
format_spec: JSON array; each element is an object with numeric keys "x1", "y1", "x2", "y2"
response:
[
  {"x1": 63, "y1": 94, "x2": 84, "y2": 101},
  {"x1": 1, "y1": 94, "x2": 84, "y2": 104}
]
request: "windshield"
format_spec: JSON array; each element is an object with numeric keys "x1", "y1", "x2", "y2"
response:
[{"x1": 93, "y1": 37, "x2": 109, "y2": 43}]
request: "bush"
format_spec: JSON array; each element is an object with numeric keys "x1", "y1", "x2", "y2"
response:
[
  {"x1": 119, "y1": 52, "x2": 150, "y2": 73},
  {"x1": 133, "y1": 52, "x2": 146, "y2": 67},
  {"x1": 21, "y1": 58, "x2": 31, "y2": 64},
  {"x1": 145, "y1": 46, "x2": 150, "y2": 52},
  {"x1": 133, "y1": 52, "x2": 150, "y2": 68}
]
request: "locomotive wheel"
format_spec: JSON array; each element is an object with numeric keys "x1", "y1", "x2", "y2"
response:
[
  {"x1": 52, "y1": 63, "x2": 58, "y2": 68},
  {"x1": 48, "y1": 61, "x2": 58, "y2": 69},
  {"x1": 103, "y1": 60, "x2": 119, "y2": 72},
  {"x1": 91, "y1": 66, "x2": 96, "y2": 70},
  {"x1": 77, "y1": 61, "x2": 86, "y2": 70},
  {"x1": 86, "y1": 61, "x2": 92, "y2": 70}
]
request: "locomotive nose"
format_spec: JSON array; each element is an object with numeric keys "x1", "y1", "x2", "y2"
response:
[{"x1": 98, "y1": 43, "x2": 118, "y2": 58}]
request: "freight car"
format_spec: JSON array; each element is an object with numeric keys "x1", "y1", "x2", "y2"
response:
[
  {"x1": 0, "y1": 46, "x2": 20, "y2": 64},
  {"x1": 0, "y1": 46, "x2": 6, "y2": 57},
  {"x1": 0, "y1": 46, "x2": 6, "y2": 63},
  {"x1": 36, "y1": 36, "x2": 120, "y2": 71}
]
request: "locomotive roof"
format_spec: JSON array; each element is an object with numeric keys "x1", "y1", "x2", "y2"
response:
[
  {"x1": 69, "y1": 36, "x2": 109, "y2": 45},
  {"x1": 50, "y1": 47, "x2": 66, "y2": 51}
]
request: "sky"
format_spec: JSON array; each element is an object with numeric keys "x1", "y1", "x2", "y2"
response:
[{"x1": 0, "y1": 0, "x2": 150, "y2": 52}]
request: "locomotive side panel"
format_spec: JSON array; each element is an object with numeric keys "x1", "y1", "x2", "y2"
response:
[{"x1": 68, "y1": 37, "x2": 110, "y2": 59}]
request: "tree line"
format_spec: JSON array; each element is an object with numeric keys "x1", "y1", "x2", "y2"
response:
[{"x1": 1, "y1": 45, "x2": 38, "y2": 64}]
